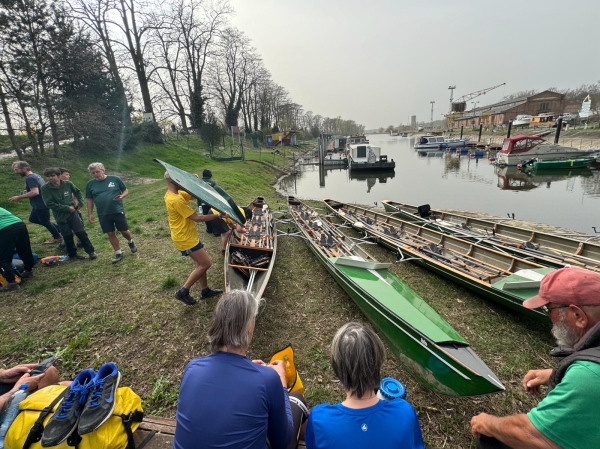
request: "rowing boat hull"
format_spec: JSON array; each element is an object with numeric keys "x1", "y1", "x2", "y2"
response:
[
  {"x1": 288, "y1": 198, "x2": 504, "y2": 396},
  {"x1": 324, "y1": 200, "x2": 549, "y2": 323},
  {"x1": 381, "y1": 200, "x2": 600, "y2": 272},
  {"x1": 224, "y1": 200, "x2": 277, "y2": 300}
]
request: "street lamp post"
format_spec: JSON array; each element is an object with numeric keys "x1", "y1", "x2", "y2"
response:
[
  {"x1": 471, "y1": 101, "x2": 479, "y2": 130},
  {"x1": 430, "y1": 101, "x2": 435, "y2": 130}
]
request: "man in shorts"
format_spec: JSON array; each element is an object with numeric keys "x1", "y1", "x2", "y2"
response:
[
  {"x1": 164, "y1": 171, "x2": 225, "y2": 305},
  {"x1": 40, "y1": 168, "x2": 97, "y2": 261},
  {"x1": 9, "y1": 161, "x2": 62, "y2": 244},
  {"x1": 85, "y1": 162, "x2": 137, "y2": 264}
]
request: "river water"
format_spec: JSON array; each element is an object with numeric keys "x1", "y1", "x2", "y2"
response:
[{"x1": 277, "y1": 134, "x2": 600, "y2": 234}]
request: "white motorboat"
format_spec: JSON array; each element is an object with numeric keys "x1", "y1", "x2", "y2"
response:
[
  {"x1": 513, "y1": 115, "x2": 531, "y2": 127},
  {"x1": 414, "y1": 135, "x2": 470, "y2": 150},
  {"x1": 495, "y1": 135, "x2": 600, "y2": 166}
]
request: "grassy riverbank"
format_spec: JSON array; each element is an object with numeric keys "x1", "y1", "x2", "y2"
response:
[{"x1": 1, "y1": 136, "x2": 555, "y2": 448}]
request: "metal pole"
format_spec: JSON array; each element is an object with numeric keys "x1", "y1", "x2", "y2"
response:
[
  {"x1": 430, "y1": 101, "x2": 435, "y2": 130},
  {"x1": 478, "y1": 124, "x2": 483, "y2": 142},
  {"x1": 554, "y1": 118, "x2": 563, "y2": 144},
  {"x1": 460, "y1": 126, "x2": 464, "y2": 139},
  {"x1": 507, "y1": 120, "x2": 513, "y2": 138}
]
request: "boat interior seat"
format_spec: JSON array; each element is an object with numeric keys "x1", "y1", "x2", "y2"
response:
[{"x1": 417, "y1": 204, "x2": 431, "y2": 218}]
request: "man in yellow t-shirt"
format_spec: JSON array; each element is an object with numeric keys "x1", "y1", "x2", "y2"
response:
[{"x1": 164, "y1": 172, "x2": 229, "y2": 305}]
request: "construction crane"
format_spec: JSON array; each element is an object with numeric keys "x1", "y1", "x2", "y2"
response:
[{"x1": 451, "y1": 83, "x2": 506, "y2": 112}]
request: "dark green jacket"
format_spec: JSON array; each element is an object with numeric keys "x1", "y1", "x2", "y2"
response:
[{"x1": 40, "y1": 180, "x2": 84, "y2": 223}]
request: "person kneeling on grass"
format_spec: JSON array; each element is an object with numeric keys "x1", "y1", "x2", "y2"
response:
[
  {"x1": 305, "y1": 322, "x2": 424, "y2": 449},
  {"x1": 164, "y1": 171, "x2": 225, "y2": 305},
  {"x1": 174, "y1": 290, "x2": 307, "y2": 449},
  {"x1": 40, "y1": 168, "x2": 97, "y2": 261},
  {"x1": 0, "y1": 206, "x2": 35, "y2": 292},
  {"x1": 85, "y1": 162, "x2": 137, "y2": 264}
]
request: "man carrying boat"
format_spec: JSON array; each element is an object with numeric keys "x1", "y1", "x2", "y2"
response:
[
  {"x1": 164, "y1": 171, "x2": 227, "y2": 305},
  {"x1": 470, "y1": 267, "x2": 600, "y2": 449}
]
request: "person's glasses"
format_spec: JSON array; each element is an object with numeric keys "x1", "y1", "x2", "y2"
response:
[{"x1": 542, "y1": 304, "x2": 569, "y2": 314}]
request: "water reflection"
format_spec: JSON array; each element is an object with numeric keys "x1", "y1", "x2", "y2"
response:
[
  {"x1": 275, "y1": 135, "x2": 600, "y2": 232},
  {"x1": 496, "y1": 166, "x2": 594, "y2": 192},
  {"x1": 349, "y1": 170, "x2": 395, "y2": 193}
]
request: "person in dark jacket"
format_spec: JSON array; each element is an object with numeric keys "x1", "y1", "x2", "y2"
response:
[
  {"x1": 40, "y1": 168, "x2": 97, "y2": 261},
  {"x1": 470, "y1": 267, "x2": 600, "y2": 449},
  {"x1": 198, "y1": 169, "x2": 217, "y2": 234},
  {"x1": 0, "y1": 207, "x2": 34, "y2": 292}
]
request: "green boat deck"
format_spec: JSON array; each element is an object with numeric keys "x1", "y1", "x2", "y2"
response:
[
  {"x1": 491, "y1": 267, "x2": 554, "y2": 300},
  {"x1": 332, "y1": 257, "x2": 467, "y2": 345}
]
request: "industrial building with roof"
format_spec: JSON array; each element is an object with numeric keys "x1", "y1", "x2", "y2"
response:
[{"x1": 446, "y1": 90, "x2": 580, "y2": 129}]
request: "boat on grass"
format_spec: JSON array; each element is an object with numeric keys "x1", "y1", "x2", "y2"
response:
[
  {"x1": 381, "y1": 200, "x2": 600, "y2": 272},
  {"x1": 225, "y1": 197, "x2": 276, "y2": 300},
  {"x1": 288, "y1": 196, "x2": 504, "y2": 396},
  {"x1": 323, "y1": 199, "x2": 549, "y2": 323}
]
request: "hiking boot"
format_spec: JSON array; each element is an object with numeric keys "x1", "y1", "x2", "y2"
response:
[
  {"x1": 44, "y1": 237, "x2": 63, "y2": 245},
  {"x1": 41, "y1": 369, "x2": 95, "y2": 447},
  {"x1": 89, "y1": 252, "x2": 98, "y2": 260},
  {"x1": 111, "y1": 253, "x2": 124, "y2": 264},
  {"x1": 128, "y1": 241, "x2": 138, "y2": 253},
  {"x1": 0, "y1": 282, "x2": 19, "y2": 292},
  {"x1": 78, "y1": 362, "x2": 121, "y2": 435},
  {"x1": 20, "y1": 270, "x2": 33, "y2": 279},
  {"x1": 70, "y1": 254, "x2": 87, "y2": 261},
  {"x1": 201, "y1": 288, "x2": 223, "y2": 299},
  {"x1": 175, "y1": 290, "x2": 198, "y2": 306}
]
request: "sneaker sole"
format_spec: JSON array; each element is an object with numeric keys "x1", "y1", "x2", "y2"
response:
[
  {"x1": 79, "y1": 371, "x2": 121, "y2": 435},
  {"x1": 111, "y1": 257, "x2": 124, "y2": 264},
  {"x1": 43, "y1": 419, "x2": 80, "y2": 447}
]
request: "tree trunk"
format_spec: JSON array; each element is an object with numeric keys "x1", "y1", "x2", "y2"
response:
[{"x1": 0, "y1": 81, "x2": 23, "y2": 159}]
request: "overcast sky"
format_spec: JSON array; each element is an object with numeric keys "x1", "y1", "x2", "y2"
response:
[{"x1": 230, "y1": 0, "x2": 600, "y2": 129}]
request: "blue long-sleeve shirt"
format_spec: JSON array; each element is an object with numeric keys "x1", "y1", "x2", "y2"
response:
[{"x1": 174, "y1": 351, "x2": 293, "y2": 449}]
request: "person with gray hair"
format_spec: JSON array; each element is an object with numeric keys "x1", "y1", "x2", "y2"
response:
[
  {"x1": 9, "y1": 161, "x2": 62, "y2": 244},
  {"x1": 174, "y1": 290, "x2": 307, "y2": 449},
  {"x1": 305, "y1": 322, "x2": 424, "y2": 449},
  {"x1": 85, "y1": 162, "x2": 137, "y2": 264}
]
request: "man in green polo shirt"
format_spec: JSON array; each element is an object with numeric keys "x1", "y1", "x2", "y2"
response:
[
  {"x1": 40, "y1": 168, "x2": 97, "y2": 261},
  {"x1": 470, "y1": 267, "x2": 600, "y2": 449},
  {"x1": 85, "y1": 162, "x2": 137, "y2": 264}
]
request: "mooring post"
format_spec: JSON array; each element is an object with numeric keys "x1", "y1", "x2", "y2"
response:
[
  {"x1": 478, "y1": 124, "x2": 483, "y2": 142},
  {"x1": 460, "y1": 126, "x2": 464, "y2": 139},
  {"x1": 507, "y1": 120, "x2": 513, "y2": 138},
  {"x1": 554, "y1": 118, "x2": 563, "y2": 144}
]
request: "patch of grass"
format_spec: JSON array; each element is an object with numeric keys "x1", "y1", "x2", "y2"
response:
[
  {"x1": 146, "y1": 375, "x2": 180, "y2": 415},
  {"x1": 161, "y1": 275, "x2": 177, "y2": 289},
  {"x1": 25, "y1": 282, "x2": 50, "y2": 294},
  {"x1": 145, "y1": 217, "x2": 155, "y2": 222}
]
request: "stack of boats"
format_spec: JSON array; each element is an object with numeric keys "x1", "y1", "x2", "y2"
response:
[{"x1": 285, "y1": 193, "x2": 600, "y2": 397}]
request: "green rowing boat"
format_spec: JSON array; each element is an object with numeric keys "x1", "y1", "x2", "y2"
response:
[
  {"x1": 381, "y1": 199, "x2": 600, "y2": 273},
  {"x1": 324, "y1": 199, "x2": 550, "y2": 323},
  {"x1": 526, "y1": 156, "x2": 597, "y2": 171},
  {"x1": 288, "y1": 197, "x2": 504, "y2": 396}
]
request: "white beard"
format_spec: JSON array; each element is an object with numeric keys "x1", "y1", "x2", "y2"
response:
[{"x1": 551, "y1": 309, "x2": 580, "y2": 347}]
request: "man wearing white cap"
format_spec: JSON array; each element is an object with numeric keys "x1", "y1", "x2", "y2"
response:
[{"x1": 470, "y1": 267, "x2": 600, "y2": 449}]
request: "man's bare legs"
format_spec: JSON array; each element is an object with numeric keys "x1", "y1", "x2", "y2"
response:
[
  {"x1": 184, "y1": 248, "x2": 212, "y2": 290},
  {"x1": 220, "y1": 230, "x2": 232, "y2": 252}
]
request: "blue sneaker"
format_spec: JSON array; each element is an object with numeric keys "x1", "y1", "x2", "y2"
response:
[
  {"x1": 41, "y1": 369, "x2": 95, "y2": 447},
  {"x1": 78, "y1": 362, "x2": 121, "y2": 434}
]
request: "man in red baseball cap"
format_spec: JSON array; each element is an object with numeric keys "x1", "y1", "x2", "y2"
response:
[{"x1": 471, "y1": 267, "x2": 600, "y2": 449}]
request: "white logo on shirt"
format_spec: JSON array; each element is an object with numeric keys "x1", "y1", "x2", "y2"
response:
[
  {"x1": 361, "y1": 424, "x2": 368, "y2": 432},
  {"x1": 108, "y1": 182, "x2": 116, "y2": 187},
  {"x1": 63, "y1": 192, "x2": 69, "y2": 197}
]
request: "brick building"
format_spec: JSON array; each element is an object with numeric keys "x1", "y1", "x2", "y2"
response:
[{"x1": 447, "y1": 91, "x2": 579, "y2": 128}]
